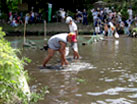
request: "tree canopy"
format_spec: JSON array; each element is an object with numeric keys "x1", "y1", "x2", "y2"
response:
[{"x1": 0, "y1": 0, "x2": 137, "y2": 21}]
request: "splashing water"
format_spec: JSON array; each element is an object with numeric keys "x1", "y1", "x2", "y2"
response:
[
  {"x1": 39, "y1": 60, "x2": 96, "y2": 72},
  {"x1": 62, "y1": 61, "x2": 96, "y2": 71}
]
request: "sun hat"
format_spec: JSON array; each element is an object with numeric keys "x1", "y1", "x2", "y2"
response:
[
  {"x1": 68, "y1": 32, "x2": 77, "y2": 42},
  {"x1": 66, "y1": 16, "x2": 72, "y2": 23}
]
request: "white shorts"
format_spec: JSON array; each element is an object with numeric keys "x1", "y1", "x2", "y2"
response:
[
  {"x1": 71, "y1": 42, "x2": 78, "y2": 52},
  {"x1": 95, "y1": 27, "x2": 100, "y2": 33}
]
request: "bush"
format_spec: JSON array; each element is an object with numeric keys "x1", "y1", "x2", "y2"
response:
[
  {"x1": 0, "y1": 27, "x2": 30, "y2": 103},
  {"x1": 67, "y1": 10, "x2": 75, "y2": 19},
  {"x1": 0, "y1": 13, "x2": 8, "y2": 21},
  {"x1": 0, "y1": 27, "x2": 49, "y2": 104}
]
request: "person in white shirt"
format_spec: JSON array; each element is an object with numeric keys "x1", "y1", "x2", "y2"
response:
[
  {"x1": 66, "y1": 16, "x2": 79, "y2": 59},
  {"x1": 25, "y1": 13, "x2": 30, "y2": 24},
  {"x1": 60, "y1": 8, "x2": 66, "y2": 22},
  {"x1": 43, "y1": 33, "x2": 77, "y2": 67},
  {"x1": 127, "y1": 7, "x2": 133, "y2": 20}
]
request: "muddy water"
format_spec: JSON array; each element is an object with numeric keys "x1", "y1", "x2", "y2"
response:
[{"x1": 7, "y1": 36, "x2": 137, "y2": 104}]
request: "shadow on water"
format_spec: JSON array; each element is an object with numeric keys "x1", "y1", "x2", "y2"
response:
[{"x1": 6, "y1": 35, "x2": 137, "y2": 104}]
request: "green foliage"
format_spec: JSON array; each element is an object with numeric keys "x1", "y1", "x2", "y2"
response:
[
  {"x1": 131, "y1": 0, "x2": 137, "y2": 15},
  {"x1": 0, "y1": 13, "x2": 8, "y2": 20},
  {"x1": 103, "y1": 0, "x2": 111, "y2": 2},
  {"x1": 76, "y1": 78, "x2": 86, "y2": 83},
  {"x1": 30, "y1": 86, "x2": 49, "y2": 104},
  {"x1": 67, "y1": 10, "x2": 75, "y2": 19},
  {"x1": 0, "y1": 27, "x2": 49, "y2": 104},
  {"x1": 0, "y1": 27, "x2": 29, "y2": 103},
  {"x1": 6, "y1": 0, "x2": 21, "y2": 12},
  {"x1": 119, "y1": 1, "x2": 128, "y2": 20},
  {"x1": 74, "y1": 78, "x2": 86, "y2": 84},
  {"x1": 87, "y1": 8, "x2": 93, "y2": 23},
  {"x1": 132, "y1": 28, "x2": 137, "y2": 32}
]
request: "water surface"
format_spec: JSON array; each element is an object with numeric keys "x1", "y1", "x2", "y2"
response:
[{"x1": 7, "y1": 35, "x2": 137, "y2": 104}]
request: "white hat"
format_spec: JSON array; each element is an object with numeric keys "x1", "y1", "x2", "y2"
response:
[{"x1": 66, "y1": 16, "x2": 72, "y2": 23}]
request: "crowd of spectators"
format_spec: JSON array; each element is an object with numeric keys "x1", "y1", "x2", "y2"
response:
[
  {"x1": 8, "y1": 10, "x2": 43, "y2": 27},
  {"x1": 90, "y1": 7, "x2": 135, "y2": 36},
  {"x1": 75, "y1": 9, "x2": 88, "y2": 25},
  {"x1": 7, "y1": 6, "x2": 137, "y2": 37}
]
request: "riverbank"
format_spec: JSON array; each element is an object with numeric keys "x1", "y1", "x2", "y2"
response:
[{"x1": 1, "y1": 22, "x2": 94, "y2": 36}]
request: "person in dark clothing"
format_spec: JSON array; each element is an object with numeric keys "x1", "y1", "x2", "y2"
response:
[{"x1": 82, "y1": 9, "x2": 88, "y2": 25}]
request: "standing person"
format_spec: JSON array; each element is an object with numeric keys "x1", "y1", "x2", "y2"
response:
[
  {"x1": 66, "y1": 16, "x2": 79, "y2": 59},
  {"x1": 42, "y1": 33, "x2": 77, "y2": 67},
  {"x1": 124, "y1": 19, "x2": 131, "y2": 36},
  {"x1": 10, "y1": 18, "x2": 18, "y2": 27},
  {"x1": 94, "y1": 18, "x2": 101, "y2": 35},
  {"x1": 25, "y1": 13, "x2": 30, "y2": 24},
  {"x1": 91, "y1": 9, "x2": 98, "y2": 27},
  {"x1": 127, "y1": 7, "x2": 133, "y2": 20},
  {"x1": 30, "y1": 11, "x2": 35, "y2": 23},
  {"x1": 9, "y1": 11, "x2": 13, "y2": 23},
  {"x1": 104, "y1": 22, "x2": 108, "y2": 36},
  {"x1": 75, "y1": 9, "x2": 83, "y2": 23},
  {"x1": 82, "y1": 9, "x2": 88, "y2": 25},
  {"x1": 60, "y1": 8, "x2": 66, "y2": 23},
  {"x1": 108, "y1": 21, "x2": 116, "y2": 37}
]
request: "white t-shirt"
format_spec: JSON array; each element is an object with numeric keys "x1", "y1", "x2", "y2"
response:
[
  {"x1": 92, "y1": 11, "x2": 98, "y2": 20},
  {"x1": 48, "y1": 33, "x2": 68, "y2": 50},
  {"x1": 31, "y1": 12, "x2": 35, "y2": 17},
  {"x1": 127, "y1": 9, "x2": 132, "y2": 16},
  {"x1": 69, "y1": 21, "x2": 77, "y2": 33},
  {"x1": 60, "y1": 11, "x2": 66, "y2": 19}
]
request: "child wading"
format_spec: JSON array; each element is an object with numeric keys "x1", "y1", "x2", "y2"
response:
[
  {"x1": 66, "y1": 16, "x2": 80, "y2": 59},
  {"x1": 43, "y1": 33, "x2": 77, "y2": 67}
]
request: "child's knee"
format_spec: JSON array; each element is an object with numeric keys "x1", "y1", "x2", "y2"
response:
[{"x1": 48, "y1": 53, "x2": 54, "y2": 58}]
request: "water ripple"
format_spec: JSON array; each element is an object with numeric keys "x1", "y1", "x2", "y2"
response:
[{"x1": 87, "y1": 87, "x2": 137, "y2": 96}]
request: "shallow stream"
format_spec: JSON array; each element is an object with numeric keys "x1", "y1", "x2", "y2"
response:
[{"x1": 7, "y1": 35, "x2": 137, "y2": 104}]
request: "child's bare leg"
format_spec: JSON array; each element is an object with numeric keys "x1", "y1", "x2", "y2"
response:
[{"x1": 43, "y1": 49, "x2": 55, "y2": 67}]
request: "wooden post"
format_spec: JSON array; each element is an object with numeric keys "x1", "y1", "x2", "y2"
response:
[
  {"x1": 24, "y1": 21, "x2": 26, "y2": 44},
  {"x1": 44, "y1": 20, "x2": 47, "y2": 41}
]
